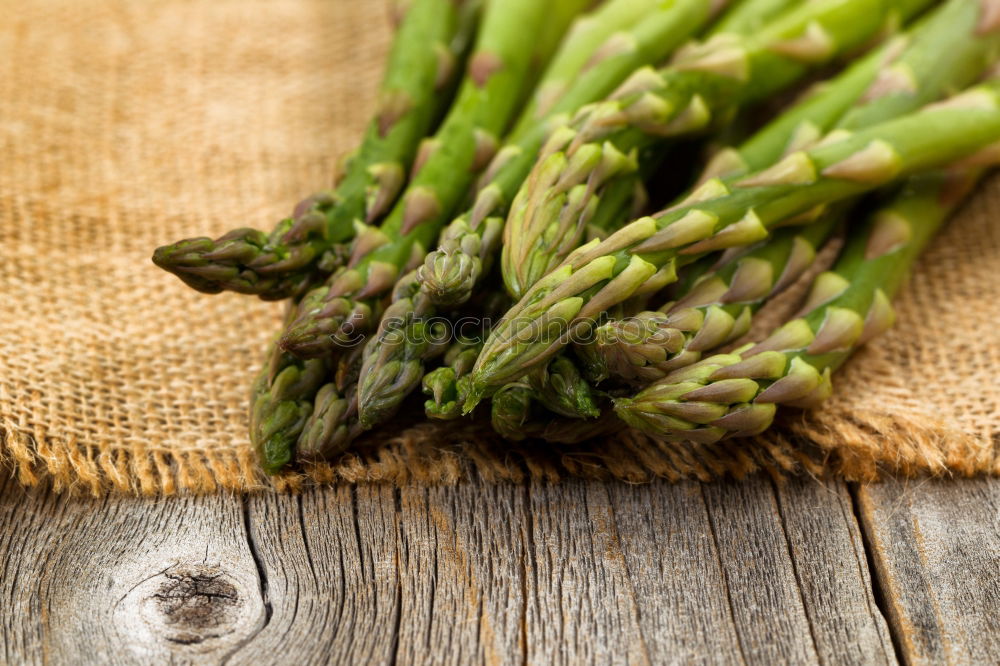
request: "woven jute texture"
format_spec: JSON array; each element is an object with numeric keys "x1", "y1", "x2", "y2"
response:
[{"x1": 3, "y1": 0, "x2": 1000, "y2": 496}]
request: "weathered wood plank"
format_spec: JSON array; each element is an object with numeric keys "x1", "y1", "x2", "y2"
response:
[
  {"x1": 525, "y1": 479, "x2": 651, "y2": 665},
  {"x1": 394, "y1": 484, "x2": 528, "y2": 665},
  {"x1": 702, "y1": 475, "x2": 896, "y2": 666},
  {"x1": 234, "y1": 483, "x2": 529, "y2": 665},
  {"x1": 773, "y1": 477, "x2": 896, "y2": 665},
  {"x1": 603, "y1": 480, "x2": 746, "y2": 664},
  {"x1": 525, "y1": 476, "x2": 892, "y2": 665},
  {"x1": 856, "y1": 477, "x2": 1000, "y2": 665},
  {"x1": 0, "y1": 475, "x2": 264, "y2": 665},
  {"x1": 0, "y1": 472, "x2": 912, "y2": 665},
  {"x1": 228, "y1": 485, "x2": 401, "y2": 665},
  {"x1": 705, "y1": 478, "x2": 819, "y2": 664}
]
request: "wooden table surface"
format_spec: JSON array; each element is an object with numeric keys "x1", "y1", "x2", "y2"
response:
[{"x1": 0, "y1": 472, "x2": 996, "y2": 665}]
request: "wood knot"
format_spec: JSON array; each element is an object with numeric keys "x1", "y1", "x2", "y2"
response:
[
  {"x1": 151, "y1": 566, "x2": 240, "y2": 643},
  {"x1": 114, "y1": 559, "x2": 266, "y2": 657}
]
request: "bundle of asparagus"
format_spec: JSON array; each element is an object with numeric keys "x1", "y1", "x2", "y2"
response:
[{"x1": 153, "y1": 0, "x2": 1000, "y2": 475}]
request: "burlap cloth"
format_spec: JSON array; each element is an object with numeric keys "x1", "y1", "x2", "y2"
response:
[{"x1": 3, "y1": 0, "x2": 999, "y2": 496}]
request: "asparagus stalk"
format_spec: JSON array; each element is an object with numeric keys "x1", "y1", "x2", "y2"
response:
[
  {"x1": 423, "y1": 336, "x2": 484, "y2": 420},
  {"x1": 536, "y1": 412, "x2": 624, "y2": 443},
  {"x1": 490, "y1": 384, "x2": 535, "y2": 441},
  {"x1": 704, "y1": 0, "x2": 1000, "y2": 180},
  {"x1": 249, "y1": 318, "x2": 329, "y2": 474},
  {"x1": 279, "y1": 0, "x2": 571, "y2": 358},
  {"x1": 153, "y1": 0, "x2": 477, "y2": 300},
  {"x1": 354, "y1": 0, "x2": 729, "y2": 428},
  {"x1": 354, "y1": 270, "x2": 451, "y2": 427},
  {"x1": 468, "y1": 80, "x2": 1000, "y2": 405},
  {"x1": 297, "y1": 382, "x2": 363, "y2": 462},
  {"x1": 498, "y1": 0, "x2": 935, "y2": 300},
  {"x1": 293, "y1": 335, "x2": 373, "y2": 461},
  {"x1": 615, "y1": 169, "x2": 983, "y2": 442},
  {"x1": 527, "y1": 355, "x2": 602, "y2": 418},
  {"x1": 592, "y1": 211, "x2": 840, "y2": 384}
]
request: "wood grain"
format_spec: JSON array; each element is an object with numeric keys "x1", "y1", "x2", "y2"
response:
[
  {"x1": 4, "y1": 471, "x2": 978, "y2": 665},
  {"x1": 0, "y1": 475, "x2": 264, "y2": 664},
  {"x1": 226, "y1": 485, "x2": 403, "y2": 664},
  {"x1": 856, "y1": 477, "x2": 1000, "y2": 665},
  {"x1": 773, "y1": 477, "x2": 896, "y2": 665}
]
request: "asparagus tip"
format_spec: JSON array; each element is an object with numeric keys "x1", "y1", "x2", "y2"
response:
[{"x1": 461, "y1": 384, "x2": 486, "y2": 414}]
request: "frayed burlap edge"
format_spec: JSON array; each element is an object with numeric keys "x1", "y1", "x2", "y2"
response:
[{"x1": 4, "y1": 407, "x2": 997, "y2": 497}]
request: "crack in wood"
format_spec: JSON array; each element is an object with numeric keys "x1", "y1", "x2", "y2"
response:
[
  {"x1": 217, "y1": 496, "x2": 273, "y2": 664},
  {"x1": 848, "y1": 482, "x2": 905, "y2": 665},
  {"x1": 242, "y1": 497, "x2": 272, "y2": 627}
]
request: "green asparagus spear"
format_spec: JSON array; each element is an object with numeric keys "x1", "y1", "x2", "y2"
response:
[
  {"x1": 355, "y1": 271, "x2": 451, "y2": 428},
  {"x1": 498, "y1": 0, "x2": 935, "y2": 300},
  {"x1": 615, "y1": 169, "x2": 983, "y2": 442},
  {"x1": 249, "y1": 323, "x2": 329, "y2": 474},
  {"x1": 490, "y1": 383, "x2": 619, "y2": 442},
  {"x1": 490, "y1": 384, "x2": 535, "y2": 441},
  {"x1": 534, "y1": 412, "x2": 624, "y2": 444},
  {"x1": 297, "y1": 383, "x2": 363, "y2": 462},
  {"x1": 468, "y1": 80, "x2": 1000, "y2": 405},
  {"x1": 527, "y1": 355, "x2": 602, "y2": 418},
  {"x1": 153, "y1": 0, "x2": 477, "y2": 300},
  {"x1": 279, "y1": 0, "x2": 570, "y2": 358}
]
